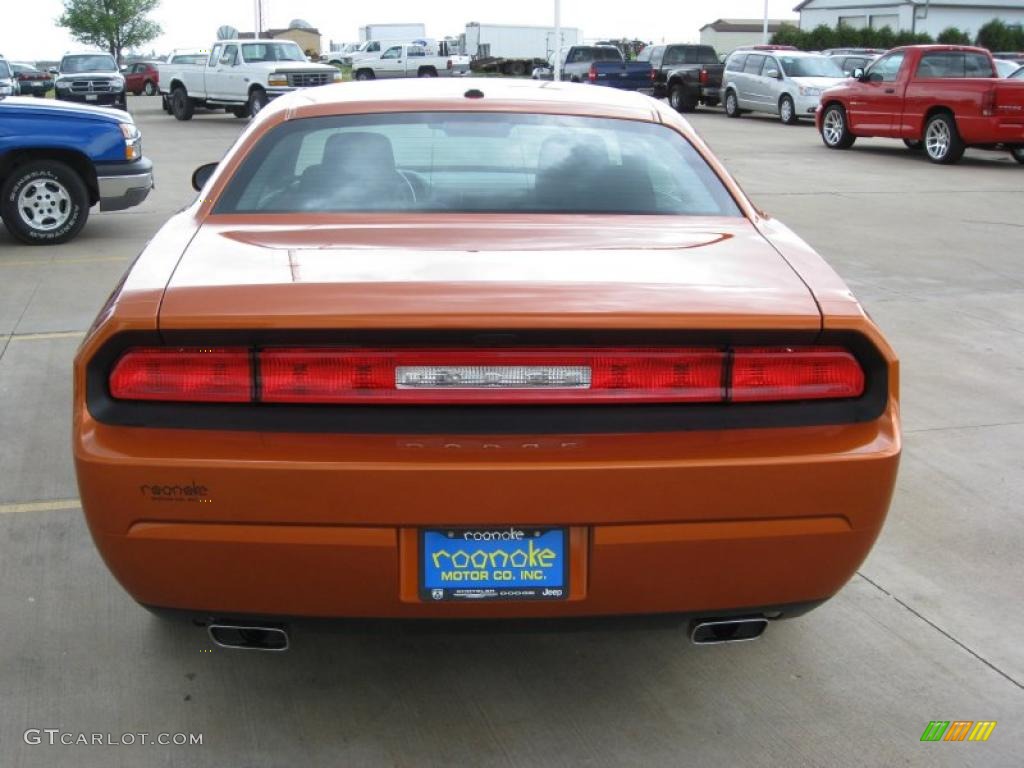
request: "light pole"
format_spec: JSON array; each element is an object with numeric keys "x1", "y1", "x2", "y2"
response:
[
  {"x1": 554, "y1": 0, "x2": 562, "y2": 82},
  {"x1": 763, "y1": 0, "x2": 769, "y2": 44}
]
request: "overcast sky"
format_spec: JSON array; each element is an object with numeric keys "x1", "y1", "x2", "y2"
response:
[{"x1": 2, "y1": 0, "x2": 799, "y2": 60}]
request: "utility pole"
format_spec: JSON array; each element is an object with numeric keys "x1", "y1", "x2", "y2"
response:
[
  {"x1": 763, "y1": 0, "x2": 769, "y2": 44},
  {"x1": 255, "y1": 0, "x2": 264, "y2": 37},
  {"x1": 554, "y1": 0, "x2": 562, "y2": 82}
]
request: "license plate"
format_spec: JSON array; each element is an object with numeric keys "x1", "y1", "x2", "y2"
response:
[
  {"x1": 85, "y1": 94, "x2": 98, "y2": 101},
  {"x1": 31, "y1": 81, "x2": 42, "y2": 87},
  {"x1": 421, "y1": 527, "x2": 567, "y2": 602}
]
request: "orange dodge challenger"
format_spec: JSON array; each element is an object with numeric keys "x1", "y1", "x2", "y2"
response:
[{"x1": 73, "y1": 80, "x2": 899, "y2": 650}]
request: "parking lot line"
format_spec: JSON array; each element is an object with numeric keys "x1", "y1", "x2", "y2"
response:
[
  {"x1": 0, "y1": 255, "x2": 128, "y2": 269},
  {"x1": 0, "y1": 498, "x2": 81, "y2": 515},
  {"x1": 6, "y1": 330, "x2": 86, "y2": 342}
]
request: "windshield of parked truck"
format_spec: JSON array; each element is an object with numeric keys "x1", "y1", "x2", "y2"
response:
[
  {"x1": 779, "y1": 55, "x2": 845, "y2": 78},
  {"x1": 216, "y1": 112, "x2": 741, "y2": 217},
  {"x1": 241, "y1": 43, "x2": 306, "y2": 63},
  {"x1": 0, "y1": 60, "x2": 11, "y2": 78},
  {"x1": 61, "y1": 54, "x2": 118, "y2": 73}
]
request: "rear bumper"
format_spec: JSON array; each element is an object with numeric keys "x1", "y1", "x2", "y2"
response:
[{"x1": 75, "y1": 409, "x2": 900, "y2": 619}]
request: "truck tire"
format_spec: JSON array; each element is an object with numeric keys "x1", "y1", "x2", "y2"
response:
[
  {"x1": 247, "y1": 88, "x2": 268, "y2": 117},
  {"x1": 779, "y1": 95, "x2": 798, "y2": 125},
  {"x1": 230, "y1": 106, "x2": 250, "y2": 118},
  {"x1": 355, "y1": 69, "x2": 375, "y2": 81},
  {"x1": 1012, "y1": 147, "x2": 1024, "y2": 165},
  {"x1": 0, "y1": 160, "x2": 90, "y2": 245},
  {"x1": 171, "y1": 87, "x2": 194, "y2": 121},
  {"x1": 510, "y1": 61, "x2": 527, "y2": 77},
  {"x1": 923, "y1": 113, "x2": 965, "y2": 164},
  {"x1": 669, "y1": 83, "x2": 696, "y2": 113},
  {"x1": 724, "y1": 89, "x2": 741, "y2": 118},
  {"x1": 417, "y1": 67, "x2": 437, "y2": 78},
  {"x1": 820, "y1": 104, "x2": 856, "y2": 149},
  {"x1": 143, "y1": 80, "x2": 157, "y2": 96}
]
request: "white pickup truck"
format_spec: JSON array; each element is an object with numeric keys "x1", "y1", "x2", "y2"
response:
[
  {"x1": 158, "y1": 39, "x2": 340, "y2": 120},
  {"x1": 352, "y1": 42, "x2": 470, "y2": 81}
]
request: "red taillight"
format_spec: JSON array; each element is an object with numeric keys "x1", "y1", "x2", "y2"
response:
[
  {"x1": 981, "y1": 87, "x2": 995, "y2": 117},
  {"x1": 731, "y1": 347, "x2": 864, "y2": 402},
  {"x1": 107, "y1": 345, "x2": 866, "y2": 405},
  {"x1": 109, "y1": 347, "x2": 251, "y2": 402},
  {"x1": 650, "y1": 68, "x2": 656, "y2": 82},
  {"x1": 699, "y1": 68, "x2": 709, "y2": 85},
  {"x1": 588, "y1": 64, "x2": 597, "y2": 82},
  {"x1": 260, "y1": 348, "x2": 725, "y2": 404}
]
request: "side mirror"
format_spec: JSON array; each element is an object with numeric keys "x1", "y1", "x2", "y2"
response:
[
  {"x1": 191, "y1": 162, "x2": 218, "y2": 192},
  {"x1": 49, "y1": 67, "x2": 59, "y2": 75},
  {"x1": 851, "y1": 68, "x2": 865, "y2": 79}
]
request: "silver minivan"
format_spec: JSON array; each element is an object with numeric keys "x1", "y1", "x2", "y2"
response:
[{"x1": 722, "y1": 49, "x2": 847, "y2": 124}]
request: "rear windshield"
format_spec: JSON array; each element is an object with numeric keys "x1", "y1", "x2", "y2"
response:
[
  {"x1": 916, "y1": 52, "x2": 995, "y2": 78},
  {"x1": 779, "y1": 55, "x2": 845, "y2": 78},
  {"x1": 568, "y1": 47, "x2": 623, "y2": 63},
  {"x1": 171, "y1": 54, "x2": 207, "y2": 65},
  {"x1": 215, "y1": 113, "x2": 741, "y2": 217}
]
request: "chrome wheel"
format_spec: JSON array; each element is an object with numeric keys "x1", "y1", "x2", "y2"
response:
[
  {"x1": 143, "y1": 80, "x2": 156, "y2": 96},
  {"x1": 780, "y1": 97, "x2": 793, "y2": 124},
  {"x1": 725, "y1": 91, "x2": 738, "y2": 117},
  {"x1": 925, "y1": 119, "x2": 950, "y2": 160},
  {"x1": 822, "y1": 108, "x2": 844, "y2": 146},
  {"x1": 16, "y1": 178, "x2": 71, "y2": 232}
]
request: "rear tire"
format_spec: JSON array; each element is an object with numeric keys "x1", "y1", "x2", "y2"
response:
[
  {"x1": 820, "y1": 104, "x2": 855, "y2": 149},
  {"x1": 355, "y1": 69, "x2": 374, "y2": 81},
  {"x1": 417, "y1": 67, "x2": 437, "y2": 78},
  {"x1": 779, "y1": 95, "x2": 798, "y2": 125},
  {"x1": 669, "y1": 83, "x2": 696, "y2": 113},
  {"x1": 171, "y1": 87, "x2": 194, "y2": 121},
  {"x1": 0, "y1": 160, "x2": 90, "y2": 245},
  {"x1": 143, "y1": 80, "x2": 156, "y2": 96},
  {"x1": 923, "y1": 113, "x2": 965, "y2": 165},
  {"x1": 724, "y1": 89, "x2": 741, "y2": 118}
]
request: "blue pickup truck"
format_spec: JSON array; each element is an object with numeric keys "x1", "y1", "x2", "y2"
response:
[
  {"x1": 0, "y1": 96, "x2": 153, "y2": 244},
  {"x1": 533, "y1": 45, "x2": 654, "y2": 90}
]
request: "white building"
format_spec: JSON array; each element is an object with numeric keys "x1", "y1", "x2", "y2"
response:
[
  {"x1": 795, "y1": 0, "x2": 1024, "y2": 38},
  {"x1": 699, "y1": 19, "x2": 791, "y2": 53}
]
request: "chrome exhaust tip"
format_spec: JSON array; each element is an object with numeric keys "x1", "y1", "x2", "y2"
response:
[
  {"x1": 690, "y1": 617, "x2": 768, "y2": 645},
  {"x1": 208, "y1": 623, "x2": 289, "y2": 651}
]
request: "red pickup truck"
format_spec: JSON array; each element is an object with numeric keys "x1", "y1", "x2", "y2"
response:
[{"x1": 817, "y1": 45, "x2": 1024, "y2": 164}]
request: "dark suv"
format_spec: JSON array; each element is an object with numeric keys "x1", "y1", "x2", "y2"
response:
[{"x1": 54, "y1": 53, "x2": 127, "y2": 109}]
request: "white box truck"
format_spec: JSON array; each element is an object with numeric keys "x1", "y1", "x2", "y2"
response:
[
  {"x1": 359, "y1": 24, "x2": 426, "y2": 43},
  {"x1": 462, "y1": 23, "x2": 582, "y2": 76}
]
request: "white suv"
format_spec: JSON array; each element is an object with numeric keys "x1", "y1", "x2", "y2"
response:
[{"x1": 722, "y1": 49, "x2": 847, "y2": 124}]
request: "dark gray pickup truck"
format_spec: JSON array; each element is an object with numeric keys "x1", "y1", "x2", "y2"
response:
[{"x1": 638, "y1": 44, "x2": 724, "y2": 112}]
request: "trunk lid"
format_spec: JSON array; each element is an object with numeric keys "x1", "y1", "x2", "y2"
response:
[{"x1": 158, "y1": 216, "x2": 821, "y2": 332}]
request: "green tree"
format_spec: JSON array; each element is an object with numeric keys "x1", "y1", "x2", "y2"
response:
[
  {"x1": 57, "y1": 0, "x2": 162, "y2": 63},
  {"x1": 936, "y1": 27, "x2": 971, "y2": 45},
  {"x1": 975, "y1": 18, "x2": 1024, "y2": 51}
]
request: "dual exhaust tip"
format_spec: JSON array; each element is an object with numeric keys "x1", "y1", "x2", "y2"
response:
[
  {"x1": 206, "y1": 616, "x2": 768, "y2": 651},
  {"x1": 208, "y1": 623, "x2": 289, "y2": 652}
]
